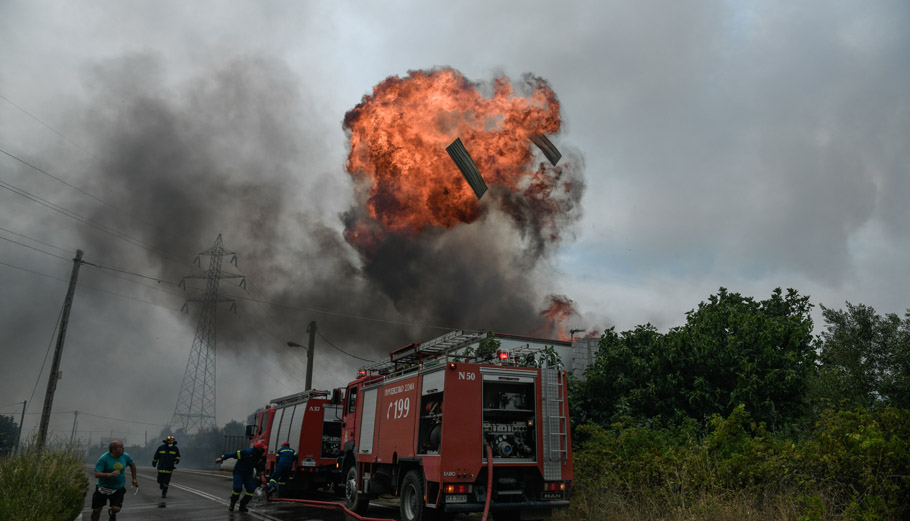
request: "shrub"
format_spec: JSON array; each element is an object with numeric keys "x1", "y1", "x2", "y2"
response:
[
  {"x1": 567, "y1": 406, "x2": 910, "y2": 520},
  {"x1": 0, "y1": 440, "x2": 89, "y2": 521},
  {"x1": 799, "y1": 407, "x2": 910, "y2": 518}
]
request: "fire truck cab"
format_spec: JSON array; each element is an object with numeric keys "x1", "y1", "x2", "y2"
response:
[{"x1": 339, "y1": 330, "x2": 573, "y2": 521}]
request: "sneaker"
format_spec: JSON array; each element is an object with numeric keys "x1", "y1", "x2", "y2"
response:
[{"x1": 108, "y1": 509, "x2": 117, "y2": 521}]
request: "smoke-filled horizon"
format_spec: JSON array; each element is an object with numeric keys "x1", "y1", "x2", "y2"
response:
[
  {"x1": 0, "y1": 53, "x2": 588, "y2": 445},
  {"x1": 2, "y1": 1, "x2": 908, "y2": 446}
]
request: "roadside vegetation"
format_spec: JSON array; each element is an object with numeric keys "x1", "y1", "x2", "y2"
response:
[
  {"x1": 562, "y1": 289, "x2": 910, "y2": 521},
  {"x1": 0, "y1": 438, "x2": 89, "y2": 521}
]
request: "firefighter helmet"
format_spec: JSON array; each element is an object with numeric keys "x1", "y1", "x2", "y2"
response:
[
  {"x1": 254, "y1": 441, "x2": 267, "y2": 451},
  {"x1": 281, "y1": 441, "x2": 290, "y2": 446},
  {"x1": 164, "y1": 435, "x2": 177, "y2": 444}
]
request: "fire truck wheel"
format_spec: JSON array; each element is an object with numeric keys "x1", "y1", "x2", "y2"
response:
[
  {"x1": 400, "y1": 470, "x2": 427, "y2": 521},
  {"x1": 344, "y1": 465, "x2": 369, "y2": 514}
]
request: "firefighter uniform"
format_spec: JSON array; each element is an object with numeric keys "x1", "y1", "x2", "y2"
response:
[
  {"x1": 220, "y1": 446, "x2": 266, "y2": 512},
  {"x1": 268, "y1": 442, "x2": 298, "y2": 497},
  {"x1": 151, "y1": 437, "x2": 181, "y2": 498}
]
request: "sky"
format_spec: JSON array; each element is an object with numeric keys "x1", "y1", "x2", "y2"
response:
[{"x1": 1, "y1": 1, "x2": 908, "y2": 448}]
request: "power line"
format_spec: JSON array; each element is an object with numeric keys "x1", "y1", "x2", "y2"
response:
[
  {"x1": 0, "y1": 94, "x2": 104, "y2": 164},
  {"x1": 0, "y1": 259, "x2": 68, "y2": 282},
  {"x1": 26, "y1": 302, "x2": 64, "y2": 417},
  {"x1": 0, "y1": 245, "x2": 455, "y2": 333},
  {"x1": 82, "y1": 259, "x2": 177, "y2": 285},
  {"x1": 316, "y1": 330, "x2": 376, "y2": 362},
  {"x1": 0, "y1": 235, "x2": 72, "y2": 262},
  {"x1": 0, "y1": 146, "x2": 159, "y2": 229},
  {"x1": 0, "y1": 177, "x2": 165, "y2": 256},
  {"x1": 1, "y1": 409, "x2": 169, "y2": 428},
  {"x1": 79, "y1": 411, "x2": 169, "y2": 428},
  {"x1": 0, "y1": 257, "x2": 193, "y2": 313},
  {"x1": 0, "y1": 95, "x2": 201, "y2": 261},
  {"x1": 0, "y1": 225, "x2": 75, "y2": 255}
]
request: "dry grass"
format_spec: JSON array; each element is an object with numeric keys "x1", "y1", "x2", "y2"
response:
[
  {"x1": 0, "y1": 438, "x2": 89, "y2": 521},
  {"x1": 553, "y1": 488, "x2": 807, "y2": 521}
]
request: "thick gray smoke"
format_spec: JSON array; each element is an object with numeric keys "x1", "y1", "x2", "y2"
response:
[
  {"x1": 76, "y1": 54, "x2": 586, "y2": 362},
  {"x1": 2, "y1": 52, "x2": 586, "y2": 441}
]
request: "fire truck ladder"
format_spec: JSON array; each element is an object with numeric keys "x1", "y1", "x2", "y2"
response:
[
  {"x1": 541, "y1": 367, "x2": 568, "y2": 481},
  {"x1": 360, "y1": 330, "x2": 488, "y2": 376},
  {"x1": 270, "y1": 388, "x2": 329, "y2": 407}
]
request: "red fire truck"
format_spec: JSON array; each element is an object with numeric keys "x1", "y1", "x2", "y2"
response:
[
  {"x1": 337, "y1": 330, "x2": 573, "y2": 521},
  {"x1": 247, "y1": 389, "x2": 344, "y2": 494}
]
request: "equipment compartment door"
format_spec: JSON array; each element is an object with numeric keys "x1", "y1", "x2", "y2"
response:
[{"x1": 358, "y1": 388, "x2": 378, "y2": 454}]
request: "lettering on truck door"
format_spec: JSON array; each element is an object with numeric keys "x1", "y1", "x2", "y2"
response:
[{"x1": 375, "y1": 376, "x2": 418, "y2": 461}]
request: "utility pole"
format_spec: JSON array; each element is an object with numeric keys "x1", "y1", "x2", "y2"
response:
[
  {"x1": 287, "y1": 321, "x2": 316, "y2": 391},
  {"x1": 14, "y1": 400, "x2": 26, "y2": 453},
  {"x1": 38, "y1": 249, "x2": 84, "y2": 447},
  {"x1": 69, "y1": 411, "x2": 79, "y2": 444},
  {"x1": 305, "y1": 321, "x2": 316, "y2": 391}
]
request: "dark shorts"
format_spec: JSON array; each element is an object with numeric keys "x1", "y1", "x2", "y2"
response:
[{"x1": 91, "y1": 486, "x2": 126, "y2": 509}]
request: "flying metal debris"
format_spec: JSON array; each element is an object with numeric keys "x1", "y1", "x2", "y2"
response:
[
  {"x1": 446, "y1": 137, "x2": 488, "y2": 199},
  {"x1": 529, "y1": 133, "x2": 562, "y2": 166}
]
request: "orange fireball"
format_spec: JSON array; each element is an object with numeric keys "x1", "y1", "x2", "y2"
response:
[{"x1": 343, "y1": 67, "x2": 563, "y2": 249}]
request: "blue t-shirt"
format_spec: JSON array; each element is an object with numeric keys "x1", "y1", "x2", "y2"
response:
[{"x1": 95, "y1": 452, "x2": 134, "y2": 490}]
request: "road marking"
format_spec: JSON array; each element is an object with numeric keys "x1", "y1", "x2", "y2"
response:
[{"x1": 137, "y1": 473, "x2": 283, "y2": 521}]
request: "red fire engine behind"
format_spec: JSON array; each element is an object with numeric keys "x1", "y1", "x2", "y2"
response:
[{"x1": 249, "y1": 390, "x2": 343, "y2": 492}]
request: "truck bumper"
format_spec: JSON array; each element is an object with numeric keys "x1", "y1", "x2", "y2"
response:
[{"x1": 442, "y1": 499, "x2": 570, "y2": 513}]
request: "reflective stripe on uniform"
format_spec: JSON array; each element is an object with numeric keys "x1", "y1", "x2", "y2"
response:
[{"x1": 157, "y1": 470, "x2": 172, "y2": 474}]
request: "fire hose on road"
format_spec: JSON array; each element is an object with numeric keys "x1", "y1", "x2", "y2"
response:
[
  {"x1": 269, "y1": 446, "x2": 493, "y2": 521},
  {"x1": 266, "y1": 496, "x2": 396, "y2": 521}
]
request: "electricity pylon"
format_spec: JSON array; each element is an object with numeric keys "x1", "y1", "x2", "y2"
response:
[{"x1": 169, "y1": 234, "x2": 245, "y2": 433}]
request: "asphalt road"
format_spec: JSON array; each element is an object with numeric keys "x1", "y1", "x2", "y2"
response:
[{"x1": 77, "y1": 466, "x2": 403, "y2": 521}]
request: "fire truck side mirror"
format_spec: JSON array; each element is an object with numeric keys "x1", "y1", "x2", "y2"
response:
[
  {"x1": 331, "y1": 388, "x2": 342, "y2": 405},
  {"x1": 244, "y1": 424, "x2": 257, "y2": 439}
]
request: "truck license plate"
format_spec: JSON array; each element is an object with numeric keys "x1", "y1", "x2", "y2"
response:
[
  {"x1": 301, "y1": 461, "x2": 316, "y2": 467},
  {"x1": 541, "y1": 491, "x2": 563, "y2": 500},
  {"x1": 446, "y1": 494, "x2": 468, "y2": 503}
]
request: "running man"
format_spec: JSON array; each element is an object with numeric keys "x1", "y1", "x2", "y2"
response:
[
  {"x1": 90, "y1": 440, "x2": 137, "y2": 521},
  {"x1": 152, "y1": 435, "x2": 181, "y2": 498}
]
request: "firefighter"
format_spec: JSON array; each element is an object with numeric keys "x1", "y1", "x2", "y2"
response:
[
  {"x1": 267, "y1": 441, "x2": 298, "y2": 497},
  {"x1": 216, "y1": 441, "x2": 267, "y2": 512},
  {"x1": 151, "y1": 435, "x2": 181, "y2": 498}
]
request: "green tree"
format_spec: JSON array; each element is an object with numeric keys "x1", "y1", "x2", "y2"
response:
[
  {"x1": 0, "y1": 415, "x2": 18, "y2": 453},
  {"x1": 461, "y1": 331, "x2": 502, "y2": 362},
  {"x1": 812, "y1": 302, "x2": 910, "y2": 409},
  {"x1": 571, "y1": 288, "x2": 816, "y2": 430},
  {"x1": 222, "y1": 419, "x2": 246, "y2": 437}
]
